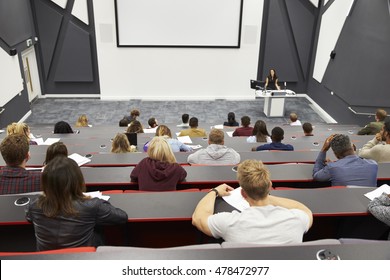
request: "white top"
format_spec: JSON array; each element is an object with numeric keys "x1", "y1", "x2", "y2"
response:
[
  {"x1": 246, "y1": 135, "x2": 272, "y2": 143},
  {"x1": 290, "y1": 120, "x2": 302, "y2": 126},
  {"x1": 208, "y1": 206, "x2": 310, "y2": 244}
]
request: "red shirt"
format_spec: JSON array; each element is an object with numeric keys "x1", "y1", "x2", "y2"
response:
[
  {"x1": 232, "y1": 126, "x2": 254, "y2": 137},
  {"x1": 0, "y1": 166, "x2": 42, "y2": 194}
]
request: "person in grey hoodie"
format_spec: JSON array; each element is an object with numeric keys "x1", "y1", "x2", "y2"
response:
[{"x1": 187, "y1": 129, "x2": 240, "y2": 165}]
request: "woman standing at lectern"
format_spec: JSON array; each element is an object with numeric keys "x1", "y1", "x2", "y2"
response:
[{"x1": 264, "y1": 69, "x2": 281, "y2": 90}]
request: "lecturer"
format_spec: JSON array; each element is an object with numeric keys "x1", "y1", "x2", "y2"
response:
[{"x1": 264, "y1": 69, "x2": 281, "y2": 90}]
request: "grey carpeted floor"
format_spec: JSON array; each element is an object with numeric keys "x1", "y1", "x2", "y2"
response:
[{"x1": 26, "y1": 97, "x2": 326, "y2": 127}]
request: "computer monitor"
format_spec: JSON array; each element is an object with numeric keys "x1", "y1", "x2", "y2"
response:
[{"x1": 250, "y1": 80, "x2": 264, "y2": 90}]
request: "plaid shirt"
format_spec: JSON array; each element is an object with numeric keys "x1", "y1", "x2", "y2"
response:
[{"x1": 0, "y1": 166, "x2": 42, "y2": 194}]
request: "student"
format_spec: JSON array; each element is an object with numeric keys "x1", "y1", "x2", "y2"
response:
[
  {"x1": 7, "y1": 122, "x2": 37, "y2": 145},
  {"x1": 223, "y1": 112, "x2": 239, "y2": 127},
  {"x1": 232, "y1": 116, "x2": 253, "y2": 137},
  {"x1": 148, "y1": 117, "x2": 158, "y2": 128},
  {"x1": 144, "y1": 125, "x2": 192, "y2": 152},
  {"x1": 124, "y1": 109, "x2": 140, "y2": 123},
  {"x1": 359, "y1": 121, "x2": 390, "y2": 163},
  {"x1": 178, "y1": 117, "x2": 207, "y2": 138},
  {"x1": 131, "y1": 136, "x2": 187, "y2": 191},
  {"x1": 289, "y1": 113, "x2": 302, "y2": 126},
  {"x1": 119, "y1": 117, "x2": 130, "y2": 127},
  {"x1": 177, "y1": 113, "x2": 190, "y2": 128},
  {"x1": 0, "y1": 134, "x2": 41, "y2": 195},
  {"x1": 247, "y1": 120, "x2": 271, "y2": 143},
  {"x1": 313, "y1": 134, "x2": 378, "y2": 186},
  {"x1": 26, "y1": 156, "x2": 128, "y2": 251},
  {"x1": 187, "y1": 128, "x2": 240, "y2": 165},
  {"x1": 357, "y1": 109, "x2": 387, "y2": 135},
  {"x1": 302, "y1": 122, "x2": 314, "y2": 136},
  {"x1": 75, "y1": 114, "x2": 89, "y2": 127},
  {"x1": 54, "y1": 121, "x2": 74, "y2": 134},
  {"x1": 252, "y1": 127, "x2": 294, "y2": 151},
  {"x1": 192, "y1": 159, "x2": 313, "y2": 244},
  {"x1": 44, "y1": 142, "x2": 68, "y2": 165},
  {"x1": 127, "y1": 120, "x2": 144, "y2": 133},
  {"x1": 111, "y1": 133, "x2": 137, "y2": 153},
  {"x1": 368, "y1": 192, "x2": 390, "y2": 239}
]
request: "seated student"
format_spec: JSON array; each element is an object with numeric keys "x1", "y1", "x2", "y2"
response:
[
  {"x1": 54, "y1": 121, "x2": 74, "y2": 134},
  {"x1": 126, "y1": 120, "x2": 144, "y2": 133},
  {"x1": 178, "y1": 117, "x2": 207, "y2": 138},
  {"x1": 252, "y1": 127, "x2": 294, "y2": 151},
  {"x1": 232, "y1": 116, "x2": 253, "y2": 137},
  {"x1": 358, "y1": 121, "x2": 390, "y2": 163},
  {"x1": 302, "y1": 122, "x2": 314, "y2": 136},
  {"x1": 75, "y1": 114, "x2": 89, "y2": 127},
  {"x1": 130, "y1": 136, "x2": 187, "y2": 191},
  {"x1": 119, "y1": 117, "x2": 130, "y2": 127},
  {"x1": 247, "y1": 120, "x2": 271, "y2": 143},
  {"x1": 177, "y1": 113, "x2": 190, "y2": 128},
  {"x1": 111, "y1": 133, "x2": 137, "y2": 153},
  {"x1": 368, "y1": 193, "x2": 390, "y2": 239},
  {"x1": 8, "y1": 122, "x2": 37, "y2": 145},
  {"x1": 289, "y1": 112, "x2": 302, "y2": 126},
  {"x1": 313, "y1": 134, "x2": 378, "y2": 186},
  {"x1": 124, "y1": 109, "x2": 140, "y2": 123},
  {"x1": 358, "y1": 109, "x2": 387, "y2": 135},
  {"x1": 223, "y1": 112, "x2": 239, "y2": 127},
  {"x1": 144, "y1": 125, "x2": 192, "y2": 152},
  {"x1": 26, "y1": 156, "x2": 128, "y2": 251},
  {"x1": 44, "y1": 142, "x2": 68, "y2": 165},
  {"x1": 148, "y1": 117, "x2": 158, "y2": 129},
  {"x1": 192, "y1": 159, "x2": 313, "y2": 244},
  {"x1": 187, "y1": 128, "x2": 240, "y2": 165},
  {"x1": 0, "y1": 134, "x2": 41, "y2": 194}
]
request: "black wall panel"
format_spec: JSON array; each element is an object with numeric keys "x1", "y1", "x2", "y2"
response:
[
  {"x1": 322, "y1": 0, "x2": 390, "y2": 107},
  {"x1": 31, "y1": 0, "x2": 100, "y2": 95}
]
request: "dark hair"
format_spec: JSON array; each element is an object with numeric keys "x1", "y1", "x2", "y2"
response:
[
  {"x1": 384, "y1": 121, "x2": 390, "y2": 133},
  {"x1": 127, "y1": 120, "x2": 144, "y2": 133},
  {"x1": 38, "y1": 156, "x2": 87, "y2": 217},
  {"x1": 0, "y1": 134, "x2": 29, "y2": 167},
  {"x1": 130, "y1": 109, "x2": 140, "y2": 118},
  {"x1": 241, "y1": 116, "x2": 251, "y2": 127},
  {"x1": 54, "y1": 121, "x2": 74, "y2": 134},
  {"x1": 252, "y1": 120, "x2": 270, "y2": 142},
  {"x1": 44, "y1": 142, "x2": 68, "y2": 165},
  {"x1": 182, "y1": 114, "x2": 189, "y2": 123},
  {"x1": 119, "y1": 117, "x2": 130, "y2": 127},
  {"x1": 189, "y1": 117, "x2": 198, "y2": 128},
  {"x1": 267, "y1": 69, "x2": 278, "y2": 80},
  {"x1": 148, "y1": 117, "x2": 157, "y2": 128},
  {"x1": 271, "y1": 127, "x2": 284, "y2": 142},
  {"x1": 227, "y1": 112, "x2": 236, "y2": 125},
  {"x1": 302, "y1": 122, "x2": 313, "y2": 134},
  {"x1": 331, "y1": 134, "x2": 353, "y2": 158}
]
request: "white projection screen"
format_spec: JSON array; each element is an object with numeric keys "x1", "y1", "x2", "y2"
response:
[{"x1": 115, "y1": 0, "x2": 243, "y2": 48}]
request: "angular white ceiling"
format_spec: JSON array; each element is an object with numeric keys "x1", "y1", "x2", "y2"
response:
[
  {"x1": 50, "y1": 0, "x2": 67, "y2": 9},
  {"x1": 72, "y1": 0, "x2": 89, "y2": 25}
]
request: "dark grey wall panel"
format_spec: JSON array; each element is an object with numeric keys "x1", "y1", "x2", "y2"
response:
[
  {"x1": 0, "y1": 0, "x2": 33, "y2": 47},
  {"x1": 0, "y1": 92, "x2": 31, "y2": 129},
  {"x1": 322, "y1": 0, "x2": 390, "y2": 107},
  {"x1": 34, "y1": 0, "x2": 63, "y2": 79},
  {"x1": 31, "y1": 0, "x2": 100, "y2": 95},
  {"x1": 258, "y1": 0, "x2": 318, "y2": 92},
  {"x1": 54, "y1": 21, "x2": 93, "y2": 82}
]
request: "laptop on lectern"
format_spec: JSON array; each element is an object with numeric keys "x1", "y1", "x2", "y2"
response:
[{"x1": 250, "y1": 80, "x2": 264, "y2": 90}]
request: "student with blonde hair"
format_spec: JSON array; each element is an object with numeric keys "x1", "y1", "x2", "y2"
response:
[
  {"x1": 75, "y1": 114, "x2": 89, "y2": 127},
  {"x1": 7, "y1": 122, "x2": 37, "y2": 145},
  {"x1": 111, "y1": 133, "x2": 137, "y2": 153},
  {"x1": 143, "y1": 124, "x2": 192, "y2": 152},
  {"x1": 131, "y1": 136, "x2": 187, "y2": 191}
]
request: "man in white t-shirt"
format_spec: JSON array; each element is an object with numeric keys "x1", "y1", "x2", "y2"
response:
[{"x1": 192, "y1": 159, "x2": 313, "y2": 244}]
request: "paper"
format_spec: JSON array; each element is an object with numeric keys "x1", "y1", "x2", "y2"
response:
[
  {"x1": 177, "y1": 136, "x2": 192, "y2": 144},
  {"x1": 226, "y1": 131, "x2": 234, "y2": 137},
  {"x1": 33, "y1": 138, "x2": 45, "y2": 145},
  {"x1": 143, "y1": 128, "x2": 157, "y2": 133},
  {"x1": 187, "y1": 144, "x2": 202, "y2": 150},
  {"x1": 68, "y1": 153, "x2": 91, "y2": 166},
  {"x1": 83, "y1": 191, "x2": 110, "y2": 201},
  {"x1": 212, "y1": 124, "x2": 224, "y2": 129},
  {"x1": 364, "y1": 184, "x2": 390, "y2": 200},
  {"x1": 43, "y1": 138, "x2": 61, "y2": 145},
  {"x1": 222, "y1": 187, "x2": 249, "y2": 211}
]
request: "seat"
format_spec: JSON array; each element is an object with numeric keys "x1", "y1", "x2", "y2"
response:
[{"x1": 101, "y1": 190, "x2": 123, "y2": 194}]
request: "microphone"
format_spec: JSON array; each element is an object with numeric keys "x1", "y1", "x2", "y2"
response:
[{"x1": 284, "y1": 82, "x2": 287, "y2": 90}]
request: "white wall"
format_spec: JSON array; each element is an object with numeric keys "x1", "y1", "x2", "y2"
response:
[
  {"x1": 0, "y1": 50, "x2": 23, "y2": 107},
  {"x1": 93, "y1": 0, "x2": 263, "y2": 100}
]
